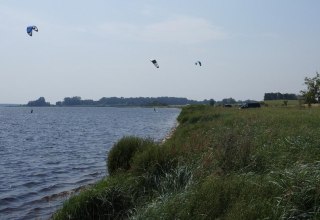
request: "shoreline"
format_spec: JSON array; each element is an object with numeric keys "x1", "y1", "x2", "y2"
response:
[{"x1": 161, "y1": 121, "x2": 179, "y2": 144}]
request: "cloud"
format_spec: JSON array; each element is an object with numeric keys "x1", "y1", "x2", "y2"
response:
[{"x1": 97, "y1": 16, "x2": 227, "y2": 44}]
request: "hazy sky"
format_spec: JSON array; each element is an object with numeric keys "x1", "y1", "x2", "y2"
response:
[{"x1": 1, "y1": 0, "x2": 320, "y2": 104}]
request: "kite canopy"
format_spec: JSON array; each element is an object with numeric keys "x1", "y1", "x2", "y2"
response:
[
  {"x1": 195, "y1": 61, "x2": 202, "y2": 66},
  {"x1": 151, "y1": 59, "x2": 159, "y2": 68},
  {"x1": 26, "y1": 26, "x2": 38, "y2": 36}
]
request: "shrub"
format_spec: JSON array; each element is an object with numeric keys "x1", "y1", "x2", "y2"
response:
[{"x1": 107, "y1": 136, "x2": 155, "y2": 175}]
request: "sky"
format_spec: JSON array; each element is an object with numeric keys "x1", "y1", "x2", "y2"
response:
[{"x1": 1, "y1": 0, "x2": 320, "y2": 104}]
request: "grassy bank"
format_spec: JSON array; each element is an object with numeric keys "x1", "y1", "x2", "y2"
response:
[{"x1": 53, "y1": 105, "x2": 320, "y2": 219}]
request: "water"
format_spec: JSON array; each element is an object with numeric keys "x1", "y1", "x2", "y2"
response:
[{"x1": 0, "y1": 107, "x2": 180, "y2": 220}]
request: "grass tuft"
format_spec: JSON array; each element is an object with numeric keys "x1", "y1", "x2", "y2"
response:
[{"x1": 107, "y1": 136, "x2": 155, "y2": 175}]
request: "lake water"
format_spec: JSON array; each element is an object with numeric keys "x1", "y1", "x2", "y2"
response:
[{"x1": 0, "y1": 107, "x2": 180, "y2": 220}]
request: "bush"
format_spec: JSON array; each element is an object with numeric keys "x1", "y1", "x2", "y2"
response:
[{"x1": 107, "y1": 136, "x2": 155, "y2": 175}]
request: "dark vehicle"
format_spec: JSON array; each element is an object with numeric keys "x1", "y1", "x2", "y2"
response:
[
  {"x1": 240, "y1": 102, "x2": 261, "y2": 109},
  {"x1": 224, "y1": 104, "x2": 232, "y2": 107}
]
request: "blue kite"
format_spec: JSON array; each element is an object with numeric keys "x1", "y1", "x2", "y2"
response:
[{"x1": 26, "y1": 26, "x2": 38, "y2": 36}]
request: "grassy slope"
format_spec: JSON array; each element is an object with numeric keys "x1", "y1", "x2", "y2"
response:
[{"x1": 53, "y1": 105, "x2": 320, "y2": 219}]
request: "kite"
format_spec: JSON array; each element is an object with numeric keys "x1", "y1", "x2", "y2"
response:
[
  {"x1": 150, "y1": 59, "x2": 159, "y2": 68},
  {"x1": 195, "y1": 61, "x2": 202, "y2": 66},
  {"x1": 27, "y1": 26, "x2": 38, "y2": 36}
]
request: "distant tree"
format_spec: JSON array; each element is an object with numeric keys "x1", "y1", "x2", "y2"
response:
[
  {"x1": 301, "y1": 72, "x2": 320, "y2": 105},
  {"x1": 63, "y1": 96, "x2": 82, "y2": 106},
  {"x1": 221, "y1": 98, "x2": 236, "y2": 104},
  {"x1": 283, "y1": 93, "x2": 297, "y2": 100},
  {"x1": 209, "y1": 99, "x2": 216, "y2": 106},
  {"x1": 27, "y1": 97, "x2": 50, "y2": 106},
  {"x1": 264, "y1": 92, "x2": 297, "y2": 100},
  {"x1": 96, "y1": 97, "x2": 203, "y2": 106},
  {"x1": 83, "y1": 99, "x2": 95, "y2": 105}
]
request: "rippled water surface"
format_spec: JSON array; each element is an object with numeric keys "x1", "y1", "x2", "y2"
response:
[{"x1": 0, "y1": 107, "x2": 180, "y2": 220}]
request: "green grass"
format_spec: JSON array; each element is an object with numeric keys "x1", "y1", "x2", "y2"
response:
[
  {"x1": 107, "y1": 136, "x2": 156, "y2": 175},
  {"x1": 52, "y1": 174, "x2": 140, "y2": 220},
  {"x1": 53, "y1": 105, "x2": 320, "y2": 219}
]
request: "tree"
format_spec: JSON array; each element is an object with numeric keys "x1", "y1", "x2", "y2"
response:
[
  {"x1": 209, "y1": 99, "x2": 216, "y2": 106},
  {"x1": 27, "y1": 97, "x2": 50, "y2": 106},
  {"x1": 63, "y1": 96, "x2": 82, "y2": 105},
  {"x1": 301, "y1": 72, "x2": 320, "y2": 105},
  {"x1": 221, "y1": 98, "x2": 236, "y2": 105},
  {"x1": 264, "y1": 92, "x2": 297, "y2": 100}
]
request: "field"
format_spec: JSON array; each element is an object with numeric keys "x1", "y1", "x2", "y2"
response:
[{"x1": 53, "y1": 105, "x2": 320, "y2": 219}]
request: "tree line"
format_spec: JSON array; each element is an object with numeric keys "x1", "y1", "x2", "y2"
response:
[
  {"x1": 264, "y1": 92, "x2": 297, "y2": 101},
  {"x1": 27, "y1": 96, "x2": 210, "y2": 107},
  {"x1": 26, "y1": 96, "x2": 261, "y2": 107},
  {"x1": 27, "y1": 97, "x2": 50, "y2": 107},
  {"x1": 56, "y1": 96, "x2": 207, "y2": 106}
]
